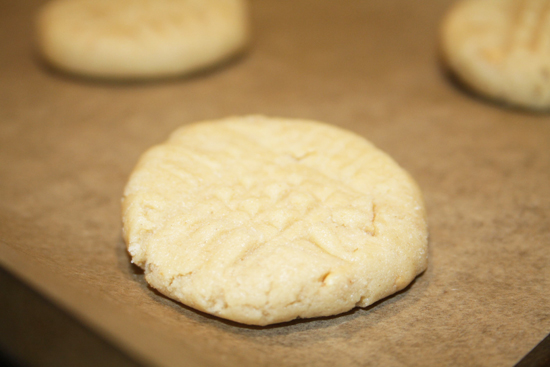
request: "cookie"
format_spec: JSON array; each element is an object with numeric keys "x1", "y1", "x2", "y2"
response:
[
  {"x1": 36, "y1": 0, "x2": 249, "y2": 80},
  {"x1": 441, "y1": 0, "x2": 550, "y2": 110},
  {"x1": 122, "y1": 116, "x2": 428, "y2": 325}
]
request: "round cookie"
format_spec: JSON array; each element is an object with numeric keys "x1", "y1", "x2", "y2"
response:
[
  {"x1": 122, "y1": 116, "x2": 428, "y2": 325},
  {"x1": 441, "y1": 0, "x2": 550, "y2": 110},
  {"x1": 36, "y1": 0, "x2": 249, "y2": 80}
]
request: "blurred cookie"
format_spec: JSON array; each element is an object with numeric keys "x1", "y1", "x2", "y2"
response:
[
  {"x1": 441, "y1": 0, "x2": 550, "y2": 109},
  {"x1": 122, "y1": 116, "x2": 428, "y2": 325},
  {"x1": 36, "y1": 0, "x2": 249, "y2": 80}
]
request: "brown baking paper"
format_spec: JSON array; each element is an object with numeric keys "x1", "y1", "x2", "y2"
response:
[{"x1": 1, "y1": 0, "x2": 549, "y2": 366}]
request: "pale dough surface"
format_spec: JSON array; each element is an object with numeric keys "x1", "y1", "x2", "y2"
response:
[
  {"x1": 36, "y1": 0, "x2": 249, "y2": 79},
  {"x1": 122, "y1": 116, "x2": 428, "y2": 325},
  {"x1": 441, "y1": 0, "x2": 550, "y2": 109}
]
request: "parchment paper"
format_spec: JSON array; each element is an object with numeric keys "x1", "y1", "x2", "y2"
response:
[{"x1": 1, "y1": 0, "x2": 549, "y2": 366}]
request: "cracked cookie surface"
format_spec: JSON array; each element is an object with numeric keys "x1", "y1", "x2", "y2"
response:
[{"x1": 122, "y1": 116, "x2": 428, "y2": 325}]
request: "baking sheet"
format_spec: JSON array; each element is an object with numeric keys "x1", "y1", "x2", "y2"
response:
[{"x1": 1, "y1": 0, "x2": 549, "y2": 366}]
